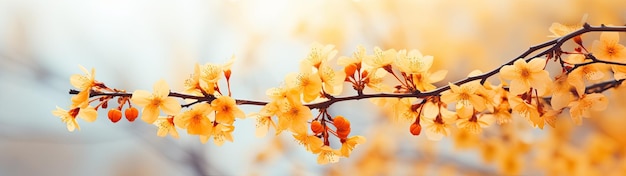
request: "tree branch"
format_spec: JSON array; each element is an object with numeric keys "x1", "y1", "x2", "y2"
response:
[{"x1": 69, "y1": 24, "x2": 626, "y2": 110}]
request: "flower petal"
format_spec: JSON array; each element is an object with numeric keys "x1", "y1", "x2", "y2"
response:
[
  {"x1": 527, "y1": 58, "x2": 546, "y2": 71},
  {"x1": 530, "y1": 71, "x2": 552, "y2": 95},
  {"x1": 440, "y1": 92, "x2": 459, "y2": 104},
  {"x1": 429, "y1": 70, "x2": 448, "y2": 83},
  {"x1": 160, "y1": 97, "x2": 181, "y2": 115},
  {"x1": 131, "y1": 90, "x2": 152, "y2": 106},
  {"x1": 587, "y1": 93, "x2": 608, "y2": 111},
  {"x1": 499, "y1": 65, "x2": 517, "y2": 80},
  {"x1": 70, "y1": 74, "x2": 88, "y2": 90},
  {"x1": 470, "y1": 95, "x2": 487, "y2": 111},
  {"x1": 78, "y1": 107, "x2": 97, "y2": 122},
  {"x1": 551, "y1": 92, "x2": 572, "y2": 110},
  {"x1": 153, "y1": 79, "x2": 170, "y2": 98},
  {"x1": 422, "y1": 101, "x2": 439, "y2": 120},
  {"x1": 67, "y1": 120, "x2": 78, "y2": 132},
  {"x1": 600, "y1": 32, "x2": 620, "y2": 44},
  {"x1": 509, "y1": 79, "x2": 529, "y2": 95},
  {"x1": 141, "y1": 105, "x2": 160, "y2": 124}
]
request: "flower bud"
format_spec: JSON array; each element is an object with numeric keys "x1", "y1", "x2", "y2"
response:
[
  {"x1": 333, "y1": 116, "x2": 350, "y2": 130},
  {"x1": 333, "y1": 116, "x2": 352, "y2": 138},
  {"x1": 311, "y1": 121, "x2": 324, "y2": 134},
  {"x1": 410, "y1": 123, "x2": 421, "y2": 136},
  {"x1": 224, "y1": 70, "x2": 232, "y2": 80},
  {"x1": 574, "y1": 36, "x2": 583, "y2": 46},
  {"x1": 337, "y1": 128, "x2": 351, "y2": 139},
  {"x1": 344, "y1": 64, "x2": 357, "y2": 77},
  {"x1": 125, "y1": 107, "x2": 139, "y2": 122},
  {"x1": 108, "y1": 109, "x2": 122, "y2": 123}
]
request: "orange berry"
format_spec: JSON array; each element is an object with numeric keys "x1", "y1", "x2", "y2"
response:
[
  {"x1": 311, "y1": 121, "x2": 324, "y2": 134},
  {"x1": 344, "y1": 64, "x2": 357, "y2": 77},
  {"x1": 410, "y1": 123, "x2": 421, "y2": 136},
  {"x1": 337, "y1": 127, "x2": 351, "y2": 139},
  {"x1": 333, "y1": 116, "x2": 351, "y2": 130},
  {"x1": 108, "y1": 109, "x2": 122, "y2": 123},
  {"x1": 125, "y1": 107, "x2": 139, "y2": 122},
  {"x1": 224, "y1": 70, "x2": 232, "y2": 80}
]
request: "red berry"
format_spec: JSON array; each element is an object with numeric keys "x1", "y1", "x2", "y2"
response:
[
  {"x1": 108, "y1": 109, "x2": 122, "y2": 123},
  {"x1": 125, "y1": 107, "x2": 139, "y2": 122},
  {"x1": 410, "y1": 123, "x2": 421, "y2": 136}
]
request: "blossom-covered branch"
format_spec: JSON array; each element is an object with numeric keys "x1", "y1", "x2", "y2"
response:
[{"x1": 58, "y1": 22, "x2": 626, "y2": 165}]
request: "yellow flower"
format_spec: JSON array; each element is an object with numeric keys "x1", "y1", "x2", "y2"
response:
[
  {"x1": 212, "y1": 96, "x2": 245, "y2": 125},
  {"x1": 131, "y1": 80, "x2": 182, "y2": 124},
  {"x1": 483, "y1": 103, "x2": 512, "y2": 125},
  {"x1": 569, "y1": 93, "x2": 608, "y2": 125},
  {"x1": 337, "y1": 46, "x2": 365, "y2": 68},
  {"x1": 487, "y1": 84, "x2": 513, "y2": 124},
  {"x1": 338, "y1": 46, "x2": 367, "y2": 81},
  {"x1": 565, "y1": 55, "x2": 605, "y2": 96},
  {"x1": 548, "y1": 15, "x2": 586, "y2": 38},
  {"x1": 363, "y1": 47, "x2": 396, "y2": 71},
  {"x1": 266, "y1": 87, "x2": 301, "y2": 108},
  {"x1": 304, "y1": 43, "x2": 337, "y2": 69},
  {"x1": 411, "y1": 70, "x2": 447, "y2": 92},
  {"x1": 174, "y1": 103, "x2": 213, "y2": 135},
  {"x1": 286, "y1": 64, "x2": 322, "y2": 103},
  {"x1": 277, "y1": 104, "x2": 313, "y2": 134},
  {"x1": 52, "y1": 106, "x2": 97, "y2": 132},
  {"x1": 318, "y1": 63, "x2": 345, "y2": 95},
  {"x1": 259, "y1": 101, "x2": 280, "y2": 117},
  {"x1": 183, "y1": 63, "x2": 208, "y2": 96},
  {"x1": 317, "y1": 146, "x2": 340, "y2": 165},
  {"x1": 552, "y1": 73, "x2": 574, "y2": 110},
  {"x1": 540, "y1": 108, "x2": 559, "y2": 129},
  {"x1": 210, "y1": 123, "x2": 235, "y2": 146},
  {"x1": 394, "y1": 98, "x2": 420, "y2": 123},
  {"x1": 469, "y1": 70, "x2": 496, "y2": 112},
  {"x1": 508, "y1": 94, "x2": 542, "y2": 128},
  {"x1": 422, "y1": 105, "x2": 456, "y2": 140},
  {"x1": 201, "y1": 63, "x2": 222, "y2": 84},
  {"x1": 441, "y1": 82, "x2": 487, "y2": 112},
  {"x1": 592, "y1": 32, "x2": 626, "y2": 79},
  {"x1": 340, "y1": 135, "x2": 366, "y2": 157},
  {"x1": 154, "y1": 116, "x2": 179, "y2": 138},
  {"x1": 420, "y1": 98, "x2": 458, "y2": 141},
  {"x1": 456, "y1": 115, "x2": 494, "y2": 134},
  {"x1": 293, "y1": 132, "x2": 323, "y2": 153},
  {"x1": 70, "y1": 65, "x2": 96, "y2": 108},
  {"x1": 500, "y1": 58, "x2": 552, "y2": 95},
  {"x1": 395, "y1": 49, "x2": 433, "y2": 74},
  {"x1": 363, "y1": 69, "x2": 391, "y2": 92},
  {"x1": 251, "y1": 113, "x2": 276, "y2": 137}
]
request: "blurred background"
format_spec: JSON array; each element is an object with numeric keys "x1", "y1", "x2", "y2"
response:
[{"x1": 2, "y1": 0, "x2": 626, "y2": 175}]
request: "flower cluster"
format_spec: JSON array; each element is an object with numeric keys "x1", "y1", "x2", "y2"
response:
[{"x1": 55, "y1": 22, "x2": 626, "y2": 165}]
